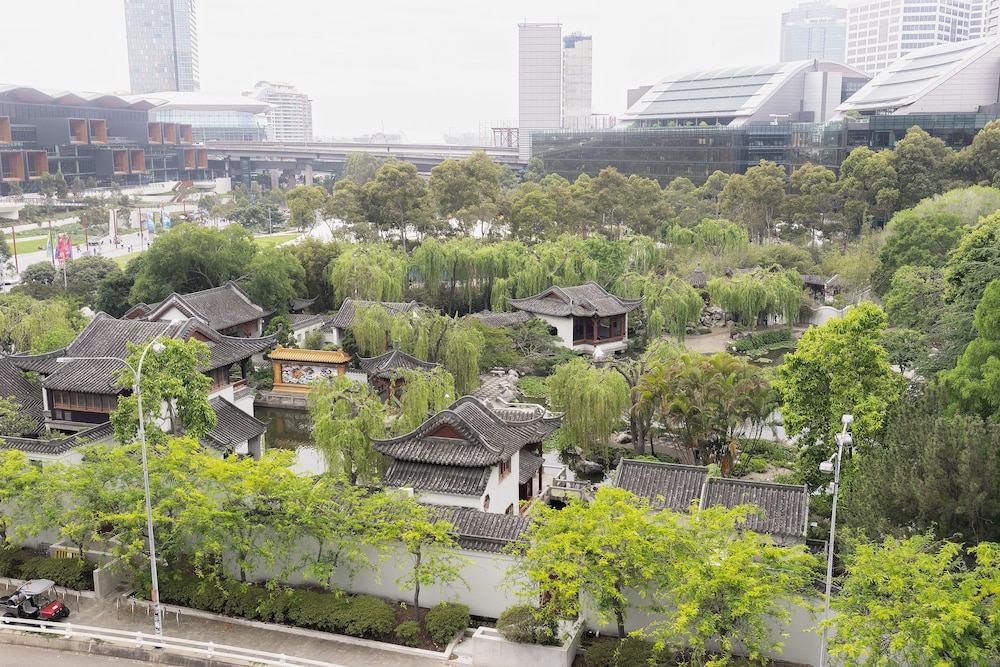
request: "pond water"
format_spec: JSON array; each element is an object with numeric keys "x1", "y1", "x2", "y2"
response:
[{"x1": 255, "y1": 406, "x2": 327, "y2": 476}]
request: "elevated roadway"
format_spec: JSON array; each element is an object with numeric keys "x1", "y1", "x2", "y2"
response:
[{"x1": 206, "y1": 141, "x2": 523, "y2": 181}]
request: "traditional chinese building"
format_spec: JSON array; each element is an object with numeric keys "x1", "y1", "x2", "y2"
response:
[
  {"x1": 370, "y1": 396, "x2": 562, "y2": 514},
  {"x1": 270, "y1": 345, "x2": 352, "y2": 394},
  {"x1": 357, "y1": 346, "x2": 440, "y2": 403},
  {"x1": 124, "y1": 281, "x2": 269, "y2": 338},
  {"x1": 323, "y1": 298, "x2": 420, "y2": 347},
  {"x1": 508, "y1": 282, "x2": 642, "y2": 355}
]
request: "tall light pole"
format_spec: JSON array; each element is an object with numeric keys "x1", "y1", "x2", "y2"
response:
[
  {"x1": 57, "y1": 338, "x2": 167, "y2": 637},
  {"x1": 819, "y1": 413, "x2": 853, "y2": 667}
]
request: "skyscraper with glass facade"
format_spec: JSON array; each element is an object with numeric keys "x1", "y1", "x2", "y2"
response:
[
  {"x1": 780, "y1": 1, "x2": 848, "y2": 61},
  {"x1": 562, "y1": 32, "x2": 593, "y2": 132},
  {"x1": 124, "y1": 0, "x2": 200, "y2": 94}
]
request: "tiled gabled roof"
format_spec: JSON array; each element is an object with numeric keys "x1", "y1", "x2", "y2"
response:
[
  {"x1": 0, "y1": 421, "x2": 114, "y2": 455},
  {"x1": 357, "y1": 348, "x2": 439, "y2": 380},
  {"x1": 614, "y1": 459, "x2": 810, "y2": 539},
  {"x1": 139, "y1": 281, "x2": 268, "y2": 332},
  {"x1": 434, "y1": 506, "x2": 530, "y2": 553},
  {"x1": 701, "y1": 477, "x2": 810, "y2": 540},
  {"x1": 385, "y1": 460, "x2": 490, "y2": 496},
  {"x1": 465, "y1": 310, "x2": 535, "y2": 327},
  {"x1": 203, "y1": 396, "x2": 268, "y2": 453},
  {"x1": 508, "y1": 282, "x2": 642, "y2": 318},
  {"x1": 519, "y1": 450, "x2": 543, "y2": 485},
  {"x1": 370, "y1": 396, "x2": 561, "y2": 466},
  {"x1": 0, "y1": 357, "x2": 45, "y2": 435},
  {"x1": 325, "y1": 299, "x2": 420, "y2": 331},
  {"x1": 613, "y1": 460, "x2": 708, "y2": 512}
]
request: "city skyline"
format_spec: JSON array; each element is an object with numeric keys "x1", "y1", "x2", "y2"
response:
[{"x1": 11, "y1": 0, "x2": 833, "y2": 142}]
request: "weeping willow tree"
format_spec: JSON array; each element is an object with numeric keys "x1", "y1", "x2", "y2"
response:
[
  {"x1": 547, "y1": 357, "x2": 630, "y2": 461},
  {"x1": 490, "y1": 236, "x2": 602, "y2": 310},
  {"x1": 308, "y1": 375, "x2": 389, "y2": 485},
  {"x1": 327, "y1": 243, "x2": 408, "y2": 305},
  {"x1": 441, "y1": 319, "x2": 485, "y2": 397},
  {"x1": 707, "y1": 267, "x2": 801, "y2": 330},
  {"x1": 396, "y1": 367, "x2": 455, "y2": 434},
  {"x1": 351, "y1": 303, "x2": 407, "y2": 356},
  {"x1": 411, "y1": 236, "x2": 490, "y2": 315},
  {"x1": 613, "y1": 272, "x2": 703, "y2": 341}
]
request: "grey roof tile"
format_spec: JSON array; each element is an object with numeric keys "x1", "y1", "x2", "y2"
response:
[
  {"x1": 385, "y1": 461, "x2": 490, "y2": 496},
  {"x1": 465, "y1": 310, "x2": 535, "y2": 327},
  {"x1": 141, "y1": 281, "x2": 268, "y2": 332},
  {"x1": 613, "y1": 459, "x2": 708, "y2": 512},
  {"x1": 519, "y1": 450, "x2": 543, "y2": 485},
  {"x1": 508, "y1": 282, "x2": 642, "y2": 318},
  {"x1": 0, "y1": 421, "x2": 114, "y2": 455},
  {"x1": 433, "y1": 506, "x2": 530, "y2": 552},
  {"x1": 702, "y1": 477, "x2": 809, "y2": 539},
  {"x1": 357, "y1": 348, "x2": 439, "y2": 380},
  {"x1": 206, "y1": 396, "x2": 268, "y2": 446},
  {"x1": 371, "y1": 396, "x2": 561, "y2": 467},
  {"x1": 0, "y1": 357, "x2": 44, "y2": 435},
  {"x1": 325, "y1": 299, "x2": 420, "y2": 331}
]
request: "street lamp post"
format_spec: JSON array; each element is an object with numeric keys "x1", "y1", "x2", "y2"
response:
[
  {"x1": 57, "y1": 338, "x2": 167, "y2": 636},
  {"x1": 818, "y1": 414, "x2": 853, "y2": 667}
]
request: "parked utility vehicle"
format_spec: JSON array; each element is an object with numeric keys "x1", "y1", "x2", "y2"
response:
[{"x1": 0, "y1": 579, "x2": 70, "y2": 621}]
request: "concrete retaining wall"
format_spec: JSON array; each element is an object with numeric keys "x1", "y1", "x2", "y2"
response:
[{"x1": 471, "y1": 620, "x2": 583, "y2": 667}]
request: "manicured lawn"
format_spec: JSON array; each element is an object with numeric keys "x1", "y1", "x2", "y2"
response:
[{"x1": 255, "y1": 233, "x2": 300, "y2": 250}]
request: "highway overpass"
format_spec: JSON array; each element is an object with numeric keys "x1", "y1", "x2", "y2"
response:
[{"x1": 205, "y1": 141, "x2": 523, "y2": 186}]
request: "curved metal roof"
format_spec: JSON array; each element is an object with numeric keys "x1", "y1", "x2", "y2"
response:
[
  {"x1": 838, "y1": 37, "x2": 1000, "y2": 113},
  {"x1": 622, "y1": 60, "x2": 869, "y2": 125},
  {"x1": 0, "y1": 84, "x2": 150, "y2": 110},
  {"x1": 131, "y1": 91, "x2": 271, "y2": 114}
]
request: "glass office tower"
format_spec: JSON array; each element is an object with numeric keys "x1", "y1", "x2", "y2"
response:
[
  {"x1": 519, "y1": 22, "x2": 563, "y2": 160},
  {"x1": 124, "y1": 0, "x2": 201, "y2": 94},
  {"x1": 780, "y1": 1, "x2": 847, "y2": 62}
]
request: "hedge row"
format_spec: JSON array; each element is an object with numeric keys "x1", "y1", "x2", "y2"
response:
[
  {"x1": 730, "y1": 328, "x2": 792, "y2": 353},
  {"x1": 0, "y1": 547, "x2": 94, "y2": 590}
]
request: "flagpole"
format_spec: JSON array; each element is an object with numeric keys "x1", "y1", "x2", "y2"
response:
[{"x1": 11, "y1": 226, "x2": 17, "y2": 273}]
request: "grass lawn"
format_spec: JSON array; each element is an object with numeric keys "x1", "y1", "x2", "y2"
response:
[{"x1": 255, "y1": 233, "x2": 300, "y2": 250}]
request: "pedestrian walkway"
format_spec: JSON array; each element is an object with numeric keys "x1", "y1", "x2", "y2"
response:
[{"x1": 0, "y1": 589, "x2": 466, "y2": 667}]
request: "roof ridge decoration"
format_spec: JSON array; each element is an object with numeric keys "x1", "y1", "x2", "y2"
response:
[{"x1": 372, "y1": 408, "x2": 500, "y2": 456}]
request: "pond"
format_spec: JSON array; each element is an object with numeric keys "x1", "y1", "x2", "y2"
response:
[{"x1": 255, "y1": 406, "x2": 327, "y2": 476}]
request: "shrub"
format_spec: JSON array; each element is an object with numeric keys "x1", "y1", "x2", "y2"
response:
[
  {"x1": 516, "y1": 375, "x2": 548, "y2": 400},
  {"x1": 19, "y1": 556, "x2": 92, "y2": 590},
  {"x1": 426, "y1": 601, "x2": 470, "y2": 644},
  {"x1": 343, "y1": 595, "x2": 395, "y2": 638},
  {"x1": 395, "y1": 620, "x2": 421, "y2": 647},
  {"x1": 0, "y1": 546, "x2": 28, "y2": 578},
  {"x1": 731, "y1": 328, "x2": 792, "y2": 353},
  {"x1": 584, "y1": 638, "x2": 671, "y2": 667},
  {"x1": 496, "y1": 603, "x2": 558, "y2": 645}
]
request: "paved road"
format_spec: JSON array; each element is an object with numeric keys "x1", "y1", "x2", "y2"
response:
[
  {"x1": 0, "y1": 588, "x2": 465, "y2": 667},
  {"x1": 0, "y1": 645, "x2": 150, "y2": 666}
]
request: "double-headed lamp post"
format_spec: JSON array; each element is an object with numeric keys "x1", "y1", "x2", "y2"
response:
[
  {"x1": 819, "y1": 413, "x2": 853, "y2": 667},
  {"x1": 58, "y1": 338, "x2": 167, "y2": 637}
]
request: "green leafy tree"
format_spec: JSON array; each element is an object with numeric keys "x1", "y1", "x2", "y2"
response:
[
  {"x1": 286, "y1": 184, "x2": 328, "y2": 229},
  {"x1": 842, "y1": 387, "x2": 1000, "y2": 544},
  {"x1": 719, "y1": 159, "x2": 786, "y2": 242},
  {"x1": 547, "y1": 357, "x2": 630, "y2": 460},
  {"x1": 878, "y1": 328, "x2": 928, "y2": 375},
  {"x1": 639, "y1": 350, "x2": 776, "y2": 471},
  {"x1": 129, "y1": 224, "x2": 258, "y2": 303},
  {"x1": 828, "y1": 534, "x2": 1000, "y2": 667},
  {"x1": 785, "y1": 162, "x2": 838, "y2": 241},
  {"x1": 958, "y1": 118, "x2": 1000, "y2": 185},
  {"x1": 366, "y1": 160, "x2": 428, "y2": 252},
  {"x1": 284, "y1": 237, "x2": 341, "y2": 313},
  {"x1": 513, "y1": 487, "x2": 671, "y2": 638},
  {"x1": 941, "y1": 279, "x2": 1000, "y2": 421},
  {"x1": 373, "y1": 492, "x2": 470, "y2": 621},
  {"x1": 873, "y1": 210, "x2": 966, "y2": 295},
  {"x1": 328, "y1": 244, "x2": 408, "y2": 305},
  {"x1": 109, "y1": 337, "x2": 216, "y2": 447},
  {"x1": 341, "y1": 152, "x2": 384, "y2": 185},
  {"x1": 240, "y1": 248, "x2": 306, "y2": 314},
  {"x1": 707, "y1": 268, "x2": 801, "y2": 330},
  {"x1": 0, "y1": 449, "x2": 43, "y2": 542},
  {"x1": 883, "y1": 265, "x2": 946, "y2": 332},
  {"x1": 774, "y1": 302, "x2": 904, "y2": 486},
  {"x1": 0, "y1": 395, "x2": 40, "y2": 437},
  {"x1": 838, "y1": 147, "x2": 899, "y2": 231},
  {"x1": 308, "y1": 374, "x2": 388, "y2": 484},
  {"x1": 0, "y1": 294, "x2": 81, "y2": 354},
  {"x1": 889, "y1": 126, "x2": 956, "y2": 208}
]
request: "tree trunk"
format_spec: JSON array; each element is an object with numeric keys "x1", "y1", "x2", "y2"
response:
[
  {"x1": 614, "y1": 607, "x2": 626, "y2": 639},
  {"x1": 412, "y1": 549, "x2": 422, "y2": 621}
]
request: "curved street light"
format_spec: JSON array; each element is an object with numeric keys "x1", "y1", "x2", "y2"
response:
[
  {"x1": 58, "y1": 338, "x2": 167, "y2": 636},
  {"x1": 819, "y1": 413, "x2": 853, "y2": 667}
]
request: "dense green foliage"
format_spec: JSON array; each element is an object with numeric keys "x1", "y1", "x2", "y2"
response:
[{"x1": 425, "y1": 601, "x2": 470, "y2": 644}]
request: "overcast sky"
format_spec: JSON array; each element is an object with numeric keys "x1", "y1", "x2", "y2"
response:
[{"x1": 7, "y1": 0, "x2": 815, "y2": 142}]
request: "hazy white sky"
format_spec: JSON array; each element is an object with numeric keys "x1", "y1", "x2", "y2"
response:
[{"x1": 7, "y1": 0, "x2": 814, "y2": 141}]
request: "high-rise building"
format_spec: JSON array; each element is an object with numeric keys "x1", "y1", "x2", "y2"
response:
[
  {"x1": 845, "y1": 0, "x2": 975, "y2": 75},
  {"x1": 518, "y1": 22, "x2": 563, "y2": 159},
  {"x1": 248, "y1": 81, "x2": 313, "y2": 142},
  {"x1": 124, "y1": 0, "x2": 200, "y2": 94},
  {"x1": 562, "y1": 32, "x2": 593, "y2": 131},
  {"x1": 780, "y1": 1, "x2": 848, "y2": 61}
]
